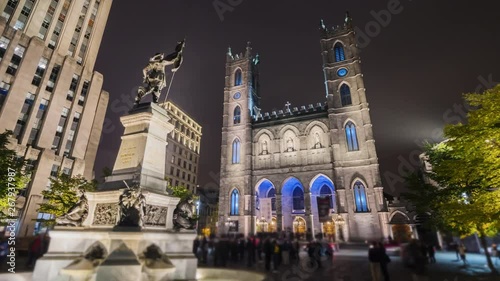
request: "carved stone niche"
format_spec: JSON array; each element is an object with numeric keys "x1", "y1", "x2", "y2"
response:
[
  {"x1": 144, "y1": 204, "x2": 169, "y2": 227},
  {"x1": 92, "y1": 203, "x2": 119, "y2": 226}
]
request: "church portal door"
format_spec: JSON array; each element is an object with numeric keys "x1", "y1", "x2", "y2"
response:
[
  {"x1": 322, "y1": 221, "x2": 335, "y2": 241},
  {"x1": 293, "y1": 216, "x2": 306, "y2": 235}
]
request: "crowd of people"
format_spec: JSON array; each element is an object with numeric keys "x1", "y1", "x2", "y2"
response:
[{"x1": 192, "y1": 233, "x2": 334, "y2": 273}]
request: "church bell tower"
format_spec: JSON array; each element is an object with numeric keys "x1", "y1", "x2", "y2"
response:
[
  {"x1": 320, "y1": 13, "x2": 389, "y2": 240},
  {"x1": 218, "y1": 42, "x2": 260, "y2": 235}
]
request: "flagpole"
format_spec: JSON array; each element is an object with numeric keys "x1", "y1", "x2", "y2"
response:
[{"x1": 162, "y1": 71, "x2": 176, "y2": 104}]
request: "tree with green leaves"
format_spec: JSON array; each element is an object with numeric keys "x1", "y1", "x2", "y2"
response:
[
  {"x1": 37, "y1": 174, "x2": 96, "y2": 227},
  {"x1": 406, "y1": 85, "x2": 500, "y2": 274},
  {"x1": 0, "y1": 130, "x2": 29, "y2": 221},
  {"x1": 167, "y1": 185, "x2": 196, "y2": 201}
]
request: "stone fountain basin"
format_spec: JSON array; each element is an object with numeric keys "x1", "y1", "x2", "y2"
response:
[{"x1": 0, "y1": 268, "x2": 266, "y2": 281}]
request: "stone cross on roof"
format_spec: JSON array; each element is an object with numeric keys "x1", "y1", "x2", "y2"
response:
[{"x1": 285, "y1": 101, "x2": 291, "y2": 111}]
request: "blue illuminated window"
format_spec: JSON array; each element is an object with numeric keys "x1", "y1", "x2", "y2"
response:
[
  {"x1": 320, "y1": 185, "x2": 333, "y2": 209},
  {"x1": 345, "y1": 121, "x2": 359, "y2": 151},
  {"x1": 234, "y1": 69, "x2": 242, "y2": 86},
  {"x1": 232, "y1": 139, "x2": 240, "y2": 164},
  {"x1": 334, "y1": 43, "x2": 345, "y2": 62},
  {"x1": 292, "y1": 186, "x2": 305, "y2": 210},
  {"x1": 230, "y1": 189, "x2": 239, "y2": 215},
  {"x1": 353, "y1": 181, "x2": 368, "y2": 212},
  {"x1": 340, "y1": 84, "x2": 352, "y2": 106},
  {"x1": 233, "y1": 106, "x2": 241, "y2": 124}
]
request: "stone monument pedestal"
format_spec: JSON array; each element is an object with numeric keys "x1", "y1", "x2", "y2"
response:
[{"x1": 33, "y1": 103, "x2": 197, "y2": 281}]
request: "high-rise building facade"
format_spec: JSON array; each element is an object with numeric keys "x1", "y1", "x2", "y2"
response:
[
  {"x1": 0, "y1": 0, "x2": 112, "y2": 237},
  {"x1": 218, "y1": 15, "x2": 395, "y2": 241},
  {"x1": 162, "y1": 101, "x2": 202, "y2": 194}
]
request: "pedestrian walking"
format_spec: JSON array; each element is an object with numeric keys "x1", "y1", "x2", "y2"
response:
[
  {"x1": 26, "y1": 234, "x2": 44, "y2": 268},
  {"x1": 368, "y1": 241, "x2": 382, "y2": 281},
  {"x1": 263, "y1": 238, "x2": 272, "y2": 271},
  {"x1": 272, "y1": 239, "x2": 281, "y2": 273},
  {"x1": 408, "y1": 240, "x2": 429, "y2": 281},
  {"x1": 281, "y1": 240, "x2": 291, "y2": 265},
  {"x1": 491, "y1": 244, "x2": 498, "y2": 266},
  {"x1": 427, "y1": 244, "x2": 436, "y2": 264},
  {"x1": 378, "y1": 242, "x2": 391, "y2": 281},
  {"x1": 458, "y1": 243, "x2": 467, "y2": 266}
]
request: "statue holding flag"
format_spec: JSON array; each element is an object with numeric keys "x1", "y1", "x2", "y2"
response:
[{"x1": 135, "y1": 39, "x2": 185, "y2": 104}]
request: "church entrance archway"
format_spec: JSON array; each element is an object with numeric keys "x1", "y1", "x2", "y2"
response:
[
  {"x1": 282, "y1": 177, "x2": 305, "y2": 231},
  {"x1": 310, "y1": 174, "x2": 335, "y2": 234},
  {"x1": 256, "y1": 179, "x2": 276, "y2": 231},
  {"x1": 322, "y1": 221, "x2": 335, "y2": 241},
  {"x1": 389, "y1": 212, "x2": 412, "y2": 243},
  {"x1": 293, "y1": 216, "x2": 306, "y2": 238}
]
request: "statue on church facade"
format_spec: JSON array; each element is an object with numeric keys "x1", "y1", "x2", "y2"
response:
[
  {"x1": 117, "y1": 184, "x2": 147, "y2": 228},
  {"x1": 135, "y1": 40, "x2": 185, "y2": 104},
  {"x1": 55, "y1": 189, "x2": 89, "y2": 226},
  {"x1": 172, "y1": 196, "x2": 197, "y2": 231},
  {"x1": 286, "y1": 137, "x2": 294, "y2": 152},
  {"x1": 314, "y1": 132, "x2": 322, "y2": 149},
  {"x1": 261, "y1": 140, "x2": 268, "y2": 155}
]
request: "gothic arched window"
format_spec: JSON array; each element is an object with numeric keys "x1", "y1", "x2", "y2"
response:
[
  {"x1": 232, "y1": 139, "x2": 240, "y2": 164},
  {"x1": 230, "y1": 189, "x2": 239, "y2": 215},
  {"x1": 320, "y1": 185, "x2": 333, "y2": 209},
  {"x1": 292, "y1": 186, "x2": 305, "y2": 210},
  {"x1": 340, "y1": 84, "x2": 352, "y2": 106},
  {"x1": 233, "y1": 106, "x2": 241, "y2": 124},
  {"x1": 345, "y1": 121, "x2": 359, "y2": 151},
  {"x1": 234, "y1": 69, "x2": 242, "y2": 86},
  {"x1": 334, "y1": 43, "x2": 346, "y2": 62},
  {"x1": 353, "y1": 181, "x2": 368, "y2": 212}
]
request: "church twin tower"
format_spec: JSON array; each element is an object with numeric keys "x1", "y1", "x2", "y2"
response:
[{"x1": 218, "y1": 14, "x2": 391, "y2": 241}]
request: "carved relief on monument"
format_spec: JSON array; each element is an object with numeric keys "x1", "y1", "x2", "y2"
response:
[
  {"x1": 144, "y1": 204, "x2": 169, "y2": 226},
  {"x1": 92, "y1": 203, "x2": 119, "y2": 225}
]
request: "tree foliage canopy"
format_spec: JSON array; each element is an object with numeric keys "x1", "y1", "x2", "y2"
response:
[
  {"x1": 404, "y1": 85, "x2": 500, "y2": 273},
  {"x1": 37, "y1": 173, "x2": 96, "y2": 226},
  {"x1": 0, "y1": 130, "x2": 29, "y2": 220}
]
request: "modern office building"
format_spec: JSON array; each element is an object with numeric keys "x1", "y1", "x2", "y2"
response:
[
  {"x1": 0, "y1": 0, "x2": 112, "y2": 237},
  {"x1": 162, "y1": 101, "x2": 202, "y2": 194}
]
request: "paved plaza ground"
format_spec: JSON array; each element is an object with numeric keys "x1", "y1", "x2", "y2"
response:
[
  {"x1": 3, "y1": 248, "x2": 500, "y2": 281},
  {"x1": 197, "y1": 248, "x2": 500, "y2": 281}
]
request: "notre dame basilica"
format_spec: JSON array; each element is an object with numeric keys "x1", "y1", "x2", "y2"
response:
[{"x1": 218, "y1": 14, "x2": 411, "y2": 242}]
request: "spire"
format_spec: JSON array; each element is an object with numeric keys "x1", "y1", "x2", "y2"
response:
[
  {"x1": 320, "y1": 19, "x2": 327, "y2": 31},
  {"x1": 245, "y1": 41, "x2": 252, "y2": 58},
  {"x1": 252, "y1": 53, "x2": 260, "y2": 65},
  {"x1": 344, "y1": 11, "x2": 352, "y2": 27},
  {"x1": 227, "y1": 46, "x2": 233, "y2": 61}
]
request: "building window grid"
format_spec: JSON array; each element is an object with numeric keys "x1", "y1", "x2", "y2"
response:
[
  {"x1": 66, "y1": 74, "x2": 79, "y2": 101},
  {"x1": 63, "y1": 112, "x2": 80, "y2": 156},
  {"x1": 52, "y1": 107, "x2": 69, "y2": 150},
  {"x1": 13, "y1": 93, "x2": 36, "y2": 139},
  {"x1": 46, "y1": 64, "x2": 61, "y2": 92},
  {"x1": 49, "y1": 0, "x2": 72, "y2": 49},
  {"x1": 2, "y1": 0, "x2": 19, "y2": 22},
  {"x1": 0, "y1": 37, "x2": 11, "y2": 62},
  {"x1": 78, "y1": 80, "x2": 89, "y2": 106},
  {"x1": 6, "y1": 45, "x2": 25, "y2": 76},
  {"x1": 38, "y1": 0, "x2": 59, "y2": 39},
  {"x1": 32, "y1": 57, "x2": 48, "y2": 86},
  {"x1": 0, "y1": 81, "x2": 11, "y2": 110},
  {"x1": 78, "y1": 0, "x2": 99, "y2": 61},
  {"x1": 14, "y1": 0, "x2": 36, "y2": 30},
  {"x1": 27, "y1": 99, "x2": 49, "y2": 145}
]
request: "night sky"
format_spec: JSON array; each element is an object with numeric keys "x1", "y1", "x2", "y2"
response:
[{"x1": 94, "y1": 0, "x2": 500, "y2": 195}]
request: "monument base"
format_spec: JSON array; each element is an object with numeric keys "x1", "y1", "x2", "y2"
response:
[{"x1": 33, "y1": 229, "x2": 197, "y2": 281}]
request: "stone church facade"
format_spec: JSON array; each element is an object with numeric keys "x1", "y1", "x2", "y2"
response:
[{"x1": 218, "y1": 15, "x2": 392, "y2": 242}]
